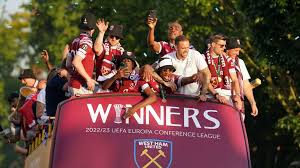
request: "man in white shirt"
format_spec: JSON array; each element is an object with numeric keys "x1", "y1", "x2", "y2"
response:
[
  {"x1": 226, "y1": 37, "x2": 258, "y2": 117},
  {"x1": 162, "y1": 35, "x2": 211, "y2": 100}
]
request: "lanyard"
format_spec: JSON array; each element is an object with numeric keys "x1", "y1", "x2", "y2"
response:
[{"x1": 212, "y1": 56, "x2": 221, "y2": 77}]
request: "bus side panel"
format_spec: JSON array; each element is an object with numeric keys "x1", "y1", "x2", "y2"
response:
[
  {"x1": 50, "y1": 94, "x2": 251, "y2": 168},
  {"x1": 24, "y1": 138, "x2": 52, "y2": 168}
]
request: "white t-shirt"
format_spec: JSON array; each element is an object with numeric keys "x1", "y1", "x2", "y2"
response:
[
  {"x1": 37, "y1": 88, "x2": 46, "y2": 104},
  {"x1": 163, "y1": 50, "x2": 208, "y2": 95},
  {"x1": 37, "y1": 88, "x2": 47, "y2": 114},
  {"x1": 239, "y1": 58, "x2": 251, "y2": 80},
  {"x1": 219, "y1": 58, "x2": 251, "y2": 98}
]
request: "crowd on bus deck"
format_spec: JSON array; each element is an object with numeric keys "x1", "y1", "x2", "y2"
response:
[{"x1": 1, "y1": 11, "x2": 259, "y2": 154}]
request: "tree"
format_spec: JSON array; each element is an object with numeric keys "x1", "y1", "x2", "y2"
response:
[{"x1": 0, "y1": 9, "x2": 31, "y2": 167}]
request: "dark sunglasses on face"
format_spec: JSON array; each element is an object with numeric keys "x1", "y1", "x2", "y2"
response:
[
  {"x1": 109, "y1": 35, "x2": 120, "y2": 40},
  {"x1": 216, "y1": 43, "x2": 226, "y2": 48}
]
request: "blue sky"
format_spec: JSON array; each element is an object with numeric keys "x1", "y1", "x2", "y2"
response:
[{"x1": 0, "y1": 0, "x2": 29, "y2": 18}]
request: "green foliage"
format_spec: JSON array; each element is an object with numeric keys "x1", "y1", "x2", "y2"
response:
[
  {"x1": 0, "y1": 11, "x2": 30, "y2": 78},
  {"x1": 276, "y1": 115, "x2": 300, "y2": 148},
  {"x1": 0, "y1": 81, "x2": 7, "y2": 119},
  {"x1": 24, "y1": 0, "x2": 190, "y2": 65},
  {"x1": 24, "y1": 0, "x2": 86, "y2": 64},
  {"x1": 0, "y1": 9, "x2": 31, "y2": 168},
  {"x1": 0, "y1": 81, "x2": 20, "y2": 167}
]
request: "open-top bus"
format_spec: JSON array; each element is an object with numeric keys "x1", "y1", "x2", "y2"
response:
[{"x1": 24, "y1": 93, "x2": 251, "y2": 168}]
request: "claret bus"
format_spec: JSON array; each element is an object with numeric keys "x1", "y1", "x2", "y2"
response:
[{"x1": 24, "y1": 93, "x2": 251, "y2": 168}]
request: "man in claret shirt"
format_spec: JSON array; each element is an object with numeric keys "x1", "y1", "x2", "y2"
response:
[
  {"x1": 147, "y1": 15, "x2": 194, "y2": 57},
  {"x1": 94, "y1": 20, "x2": 125, "y2": 82},
  {"x1": 204, "y1": 34, "x2": 242, "y2": 110},
  {"x1": 67, "y1": 12, "x2": 98, "y2": 96},
  {"x1": 102, "y1": 52, "x2": 157, "y2": 119}
]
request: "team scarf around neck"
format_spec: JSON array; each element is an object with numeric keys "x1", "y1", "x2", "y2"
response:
[
  {"x1": 205, "y1": 49, "x2": 231, "y2": 89},
  {"x1": 234, "y1": 57, "x2": 244, "y2": 100},
  {"x1": 100, "y1": 40, "x2": 123, "y2": 75}
]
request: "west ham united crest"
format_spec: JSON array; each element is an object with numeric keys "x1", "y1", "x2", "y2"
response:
[{"x1": 134, "y1": 139, "x2": 172, "y2": 168}]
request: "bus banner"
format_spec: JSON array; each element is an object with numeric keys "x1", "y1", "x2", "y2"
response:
[{"x1": 51, "y1": 94, "x2": 251, "y2": 168}]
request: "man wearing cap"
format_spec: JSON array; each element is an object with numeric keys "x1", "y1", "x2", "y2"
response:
[
  {"x1": 162, "y1": 35, "x2": 211, "y2": 100},
  {"x1": 149, "y1": 58, "x2": 200, "y2": 94},
  {"x1": 18, "y1": 69, "x2": 46, "y2": 90},
  {"x1": 102, "y1": 52, "x2": 157, "y2": 119},
  {"x1": 226, "y1": 37, "x2": 258, "y2": 117},
  {"x1": 94, "y1": 20, "x2": 125, "y2": 82},
  {"x1": 67, "y1": 12, "x2": 98, "y2": 95}
]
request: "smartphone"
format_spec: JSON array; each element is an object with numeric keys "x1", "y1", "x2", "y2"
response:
[
  {"x1": 119, "y1": 62, "x2": 127, "y2": 69},
  {"x1": 148, "y1": 10, "x2": 157, "y2": 19}
]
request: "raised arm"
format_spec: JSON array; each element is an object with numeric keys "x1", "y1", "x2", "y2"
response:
[
  {"x1": 146, "y1": 17, "x2": 161, "y2": 53},
  {"x1": 40, "y1": 50, "x2": 53, "y2": 71},
  {"x1": 94, "y1": 19, "x2": 109, "y2": 56},
  {"x1": 102, "y1": 68, "x2": 126, "y2": 90},
  {"x1": 62, "y1": 44, "x2": 70, "y2": 60}
]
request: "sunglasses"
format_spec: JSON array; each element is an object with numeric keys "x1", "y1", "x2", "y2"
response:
[
  {"x1": 109, "y1": 35, "x2": 120, "y2": 40},
  {"x1": 216, "y1": 43, "x2": 226, "y2": 48}
]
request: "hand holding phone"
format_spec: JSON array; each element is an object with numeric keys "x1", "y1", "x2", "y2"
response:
[
  {"x1": 147, "y1": 10, "x2": 157, "y2": 29},
  {"x1": 148, "y1": 10, "x2": 157, "y2": 19}
]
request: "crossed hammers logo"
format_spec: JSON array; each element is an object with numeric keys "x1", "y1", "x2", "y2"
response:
[{"x1": 140, "y1": 149, "x2": 166, "y2": 168}]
